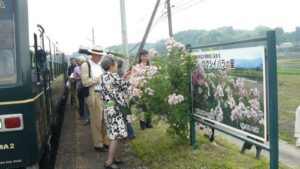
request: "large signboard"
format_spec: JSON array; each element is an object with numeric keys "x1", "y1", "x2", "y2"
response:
[{"x1": 192, "y1": 46, "x2": 267, "y2": 142}]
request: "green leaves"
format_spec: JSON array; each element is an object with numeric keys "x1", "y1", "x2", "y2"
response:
[{"x1": 141, "y1": 44, "x2": 197, "y2": 144}]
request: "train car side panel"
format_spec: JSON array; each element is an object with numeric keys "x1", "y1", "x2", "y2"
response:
[
  {"x1": 51, "y1": 74, "x2": 66, "y2": 114},
  {"x1": 0, "y1": 102, "x2": 39, "y2": 168}
]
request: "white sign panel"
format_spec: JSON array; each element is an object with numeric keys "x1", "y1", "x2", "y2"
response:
[{"x1": 192, "y1": 46, "x2": 267, "y2": 141}]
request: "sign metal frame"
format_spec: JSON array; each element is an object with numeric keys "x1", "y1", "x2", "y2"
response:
[{"x1": 188, "y1": 31, "x2": 278, "y2": 169}]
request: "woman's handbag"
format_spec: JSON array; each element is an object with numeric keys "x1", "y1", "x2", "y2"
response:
[
  {"x1": 81, "y1": 86, "x2": 89, "y2": 97},
  {"x1": 78, "y1": 82, "x2": 89, "y2": 97}
]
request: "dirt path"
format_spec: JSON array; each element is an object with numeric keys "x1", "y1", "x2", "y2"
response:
[{"x1": 55, "y1": 97, "x2": 148, "y2": 169}]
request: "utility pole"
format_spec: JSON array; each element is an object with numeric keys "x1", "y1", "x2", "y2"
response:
[
  {"x1": 92, "y1": 27, "x2": 95, "y2": 45},
  {"x1": 88, "y1": 27, "x2": 95, "y2": 46},
  {"x1": 136, "y1": 0, "x2": 161, "y2": 61},
  {"x1": 120, "y1": 0, "x2": 129, "y2": 70},
  {"x1": 166, "y1": 0, "x2": 173, "y2": 37}
]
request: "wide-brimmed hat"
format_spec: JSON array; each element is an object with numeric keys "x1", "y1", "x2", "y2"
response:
[
  {"x1": 89, "y1": 45, "x2": 106, "y2": 56},
  {"x1": 78, "y1": 45, "x2": 90, "y2": 55}
]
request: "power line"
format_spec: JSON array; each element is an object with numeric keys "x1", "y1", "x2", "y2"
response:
[
  {"x1": 136, "y1": 0, "x2": 162, "y2": 59},
  {"x1": 136, "y1": 14, "x2": 151, "y2": 24},
  {"x1": 129, "y1": 0, "x2": 170, "y2": 55},
  {"x1": 151, "y1": 5, "x2": 168, "y2": 30},
  {"x1": 172, "y1": 0, "x2": 193, "y2": 9},
  {"x1": 135, "y1": 0, "x2": 170, "y2": 44},
  {"x1": 130, "y1": 1, "x2": 165, "y2": 42},
  {"x1": 131, "y1": 0, "x2": 206, "y2": 51},
  {"x1": 173, "y1": 0, "x2": 203, "y2": 11},
  {"x1": 127, "y1": 5, "x2": 167, "y2": 57},
  {"x1": 132, "y1": 2, "x2": 167, "y2": 45},
  {"x1": 173, "y1": 0, "x2": 206, "y2": 15},
  {"x1": 143, "y1": 10, "x2": 167, "y2": 43},
  {"x1": 141, "y1": 0, "x2": 206, "y2": 43},
  {"x1": 129, "y1": 43, "x2": 140, "y2": 53},
  {"x1": 135, "y1": 1, "x2": 165, "y2": 24}
]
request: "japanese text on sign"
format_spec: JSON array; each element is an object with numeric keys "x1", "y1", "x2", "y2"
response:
[
  {"x1": 196, "y1": 53, "x2": 235, "y2": 69},
  {"x1": 198, "y1": 59, "x2": 235, "y2": 69}
]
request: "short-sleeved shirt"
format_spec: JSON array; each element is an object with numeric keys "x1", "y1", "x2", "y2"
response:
[{"x1": 89, "y1": 60, "x2": 103, "y2": 91}]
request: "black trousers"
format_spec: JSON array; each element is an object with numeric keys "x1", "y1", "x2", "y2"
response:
[{"x1": 77, "y1": 94, "x2": 85, "y2": 118}]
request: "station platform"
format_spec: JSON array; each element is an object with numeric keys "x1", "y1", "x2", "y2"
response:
[{"x1": 54, "y1": 96, "x2": 148, "y2": 169}]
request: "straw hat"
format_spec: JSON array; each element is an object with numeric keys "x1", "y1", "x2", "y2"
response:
[
  {"x1": 89, "y1": 45, "x2": 106, "y2": 56},
  {"x1": 78, "y1": 45, "x2": 90, "y2": 55}
]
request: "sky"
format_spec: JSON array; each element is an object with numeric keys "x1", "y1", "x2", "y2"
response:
[{"x1": 27, "y1": 0, "x2": 300, "y2": 54}]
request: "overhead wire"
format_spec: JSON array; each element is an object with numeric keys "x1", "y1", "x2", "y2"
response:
[
  {"x1": 172, "y1": 0, "x2": 206, "y2": 15},
  {"x1": 130, "y1": 0, "x2": 206, "y2": 50},
  {"x1": 150, "y1": 0, "x2": 202, "y2": 36},
  {"x1": 129, "y1": 43, "x2": 140, "y2": 53},
  {"x1": 150, "y1": 2, "x2": 168, "y2": 31},
  {"x1": 129, "y1": 1, "x2": 167, "y2": 53},
  {"x1": 136, "y1": 1, "x2": 164, "y2": 24},
  {"x1": 172, "y1": 0, "x2": 194, "y2": 9},
  {"x1": 131, "y1": 0, "x2": 202, "y2": 53},
  {"x1": 130, "y1": 0, "x2": 165, "y2": 42}
]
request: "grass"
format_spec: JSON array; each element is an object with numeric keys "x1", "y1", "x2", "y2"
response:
[
  {"x1": 277, "y1": 69, "x2": 300, "y2": 75},
  {"x1": 126, "y1": 59, "x2": 299, "y2": 168},
  {"x1": 130, "y1": 122, "x2": 289, "y2": 169},
  {"x1": 228, "y1": 69, "x2": 263, "y2": 81},
  {"x1": 277, "y1": 58, "x2": 300, "y2": 71},
  {"x1": 277, "y1": 73, "x2": 300, "y2": 144}
]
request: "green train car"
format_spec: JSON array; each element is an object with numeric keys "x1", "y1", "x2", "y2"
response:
[{"x1": 0, "y1": 0, "x2": 67, "y2": 168}]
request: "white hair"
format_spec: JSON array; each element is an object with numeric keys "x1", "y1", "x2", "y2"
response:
[{"x1": 76, "y1": 55, "x2": 86, "y2": 63}]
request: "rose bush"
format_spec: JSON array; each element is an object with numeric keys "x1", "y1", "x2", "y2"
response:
[{"x1": 136, "y1": 38, "x2": 197, "y2": 144}]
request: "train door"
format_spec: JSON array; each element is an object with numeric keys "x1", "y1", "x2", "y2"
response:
[
  {"x1": 45, "y1": 35, "x2": 54, "y2": 126},
  {"x1": 33, "y1": 25, "x2": 53, "y2": 134}
]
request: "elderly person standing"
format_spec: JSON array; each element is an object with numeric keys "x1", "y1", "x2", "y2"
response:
[
  {"x1": 81, "y1": 45, "x2": 109, "y2": 152},
  {"x1": 101, "y1": 56, "x2": 131, "y2": 169},
  {"x1": 116, "y1": 58, "x2": 136, "y2": 141},
  {"x1": 68, "y1": 58, "x2": 78, "y2": 108},
  {"x1": 73, "y1": 56, "x2": 89, "y2": 124}
]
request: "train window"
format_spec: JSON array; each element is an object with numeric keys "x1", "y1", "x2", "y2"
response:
[{"x1": 0, "y1": 0, "x2": 17, "y2": 85}]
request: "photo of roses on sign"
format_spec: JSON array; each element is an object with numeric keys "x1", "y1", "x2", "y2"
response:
[{"x1": 192, "y1": 46, "x2": 267, "y2": 141}]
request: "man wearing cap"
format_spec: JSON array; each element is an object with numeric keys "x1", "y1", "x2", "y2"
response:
[{"x1": 81, "y1": 45, "x2": 109, "y2": 152}]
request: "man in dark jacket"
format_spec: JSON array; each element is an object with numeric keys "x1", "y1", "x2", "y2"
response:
[{"x1": 68, "y1": 57, "x2": 78, "y2": 107}]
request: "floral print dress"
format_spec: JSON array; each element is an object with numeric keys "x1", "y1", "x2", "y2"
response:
[{"x1": 101, "y1": 72, "x2": 131, "y2": 139}]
